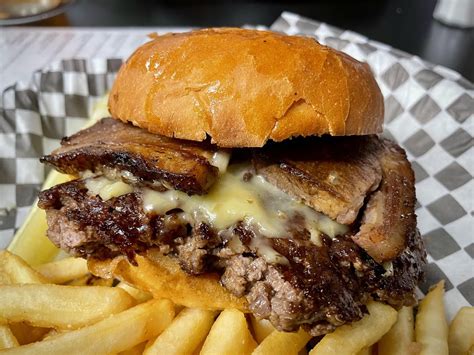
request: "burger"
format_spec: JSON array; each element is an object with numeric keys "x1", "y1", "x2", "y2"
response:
[{"x1": 37, "y1": 28, "x2": 426, "y2": 336}]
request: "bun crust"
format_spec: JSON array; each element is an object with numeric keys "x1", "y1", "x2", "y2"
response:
[{"x1": 109, "y1": 28, "x2": 384, "y2": 147}]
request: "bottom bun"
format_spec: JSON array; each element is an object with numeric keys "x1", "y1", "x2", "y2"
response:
[{"x1": 88, "y1": 249, "x2": 249, "y2": 311}]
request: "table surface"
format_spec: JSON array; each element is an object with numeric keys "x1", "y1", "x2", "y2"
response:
[{"x1": 15, "y1": 0, "x2": 474, "y2": 81}]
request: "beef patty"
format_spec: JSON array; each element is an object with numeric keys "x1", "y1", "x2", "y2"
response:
[{"x1": 38, "y1": 178, "x2": 425, "y2": 336}]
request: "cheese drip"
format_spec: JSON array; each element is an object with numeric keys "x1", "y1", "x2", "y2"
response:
[
  {"x1": 85, "y1": 164, "x2": 349, "y2": 264},
  {"x1": 85, "y1": 178, "x2": 133, "y2": 201}
]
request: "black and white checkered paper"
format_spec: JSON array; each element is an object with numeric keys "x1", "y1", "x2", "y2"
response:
[{"x1": 0, "y1": 13, "x2": 472, "y2": 318}]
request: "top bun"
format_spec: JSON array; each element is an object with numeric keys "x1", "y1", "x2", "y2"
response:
[{"x1": 109, "y1": 28, "x2": 384, "y2": 148}]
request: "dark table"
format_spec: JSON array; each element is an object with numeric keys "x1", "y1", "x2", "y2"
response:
[{"x1": 34, "y1": 0, "x2": 474, "y2": 82}]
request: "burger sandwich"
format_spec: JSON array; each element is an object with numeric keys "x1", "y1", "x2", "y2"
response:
[{"x1": 37, "y1": 28, "x2": 426, "y2": 336}]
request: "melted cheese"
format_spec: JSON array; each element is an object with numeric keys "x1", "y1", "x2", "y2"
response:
[
  {"x1": 85, "y1": 178, "x2": 134, "y2": 201},
  {"x1": 143, "y1": 169, "x2": 287, "y2": 236},
  {"x1": 209, "y1": 150, "x2": 231, "y2": 174},
  {"x1": 85, "y1": 164, "x2": 349, "y2": 264},
  {"x1": 142, "y1": 165, "x2": 348, "y2": 263}
]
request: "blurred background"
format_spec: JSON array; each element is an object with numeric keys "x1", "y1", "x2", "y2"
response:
[{"x1": 1, "y1": 0, "x2": 473, "y2": 81}]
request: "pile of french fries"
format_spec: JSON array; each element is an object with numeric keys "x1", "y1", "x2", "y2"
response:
[{"x1": 0, "y1": 250, "x2": 472, "y2": 354}]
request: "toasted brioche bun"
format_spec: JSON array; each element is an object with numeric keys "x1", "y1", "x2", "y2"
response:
[{"x1": 109, "y1": 28, "x2": 384, "y2": 148}]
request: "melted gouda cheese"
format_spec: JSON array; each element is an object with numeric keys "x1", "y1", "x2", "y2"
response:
[
  {"x1": 85, "y1": 178, "x2": 133, "y2": 201},
  {"x1": 85, "y1": 164, "x2": 349, "y2": 264},
  {"x1": 209, "y1": 150, "x2": 231, "y2": 174}
]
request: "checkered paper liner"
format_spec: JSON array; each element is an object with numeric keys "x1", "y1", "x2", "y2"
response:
[{"x1": 1, "y1": 14, "x2": 473, "y2": 318}]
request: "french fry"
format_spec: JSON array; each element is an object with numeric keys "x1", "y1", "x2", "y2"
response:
[
  {"x1": 448, "y1": 306, "x2": 474, "y2": 355},
  {"x1": 35, "y1": 257, "x2": 88, "y2": 284},
  {"x1": 0, "y1": 284, "x2": 134, "y2": 329},
  {"x1": 310, "y1": 302, "x2": 397, "y2": 355},
  {"x1": 117, "y1": 282, "x2": 152, "y2": 303},
  {"x1": 252, "y1": 327, "x2": 311, "y2": 355},
  {"x1": 0, "y1": 325, "x2": 19, "y2": 350},
  {"x1": 8, "y1": 323, "x2": 50, "y2": 345},
  {"x1": 86, "y1": 276, "x2": 114, "y2": 287},
  {"x1": 0, "y1": 251, "x2": 48, "y2": 284},
  {"x1": 66, "y1": 274, "x2": 114, "y2": 287},
  {"x1": 250, "y1": 316, "x2": 275, "y2": 343},
  {"x1": 174, "y1": 304, "x2": 185, "y2": 314},
  {"x1": 88, "y1": 252, "x2": 249, "y2": 311},
  {"x1": 144, "y1": 308, "x2": 216, "y2": 355},
  {"x1": 415, "y1": 281, "x2": 448, "y2": 355},
  {"x1": 1, "y1": 299, "x2": 174, "y2": 355},
  {"x1": 200, "y1": 309, "x2": 257, "y2": 355},
  {"x1": 119, "y1": 342, "x2": 147, "y2": 355},
  {"x1": 66, "y1": 274, "x2": 93, "y2": 286},
  {"x1": 356, "y1": 347, "x2": 372, "y2": 355},
  {"x1": 378, "y1": 306, "x2": 415, "y2": 355},
  {"x1": 41, "y1": 329, "x2": 62, "y2": 341},
  {"x1": 191, "y1": 341, "x2": 205, "y2": 355}
]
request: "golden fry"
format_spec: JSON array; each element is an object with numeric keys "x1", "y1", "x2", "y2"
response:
[
  {"x1": 66, "y1": 275, "x2": 91, "y2": 286},
  {"x1": 86, "y1": 276, "x2": 114, "y2": 287},
  {"x1": 448, "y1": 306, "x2": 474, "y2": 355},
  {"x1": 0, "y1": 324, "x2": 19, "y2": 350},
  {"x1": 415, "y1": 281, "x2": 448, "y2": 355},
  {"x1": 0, "y1": 284, "x2": 134, "y2": 329},
  {"x1": 1, "y1": 299, "x2": 174, "y2": 355},
  {"x1": 200, "y1": 309, "x2": 257, "y2": 355},
  {"x1": 116, "y1": 282, "x2": 152, "y2": 303},
  {"x1": 35, "y1": 257, "x2": 88, "y2": 284},
  {"x1": 250, "y1": 316, "x2": 275, "y2": 343},
  {"x1": 378, "y1": 306, "x2": 416, "y2": 355},
  {"x1": 252, "y1": 328, "x2": 311, "y2": 355},
  {"x1": 8, "y1": 323, "x2": 50, "y2": 345},
  {"x1": 66, "y1": 274, "x2": 113, "y2": 287},
  {"x1": 310, "y1": 302, "x2": 397, "y2": 355},
  {"x1": 41, "y1": 329, "x2": 62, "y2": 341},
  {"x1": 144, "y1": 308, "x2": 216, "y2": 355},
  {"x1": 356, "y1": 346, "x2": 372, "y2": 355},
  {"x1": 118, "y1": 342, "x2": 147, "y2": 355},
  {"x1": 0, "y1": 251, "x2": 48, "y2": 284}
]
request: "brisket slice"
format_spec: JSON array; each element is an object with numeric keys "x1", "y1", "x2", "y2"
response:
[
  {"x1": 40, "y1": 118, "x2": 219, "y2": 195},
  {"x1": 38, "y1": 178, "x2": 425, "y2": 336},
  {"x1": 253, "y1": 135, "x2": 384, "y2": 225},
  {"x1": 253, "y1": 136, "x2": 416, "y2": 262},
  {"x1": 351, "y1": 142, "x2": 416, "y2": 262}
]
